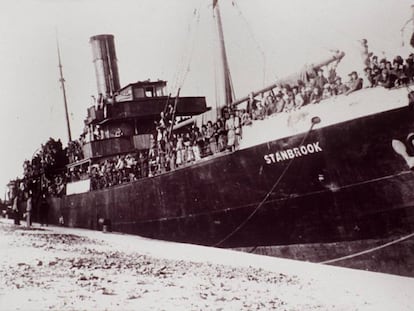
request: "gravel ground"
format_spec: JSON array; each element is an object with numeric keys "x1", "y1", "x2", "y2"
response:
[{"x1": 0, "y1": 219, "x2": 413, "y2": 310}]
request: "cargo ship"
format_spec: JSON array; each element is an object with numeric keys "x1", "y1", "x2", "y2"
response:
[{"x1": 8, "y1": 1, "x2": 414, "y2": 276}]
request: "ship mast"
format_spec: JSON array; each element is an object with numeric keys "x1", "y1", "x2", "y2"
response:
[
  {"x1": 213, "y1": 0, "x2": 234, "y2": 111},
  {"x1": 56, "y1": 35, "x2": 72, "y2": 142}
]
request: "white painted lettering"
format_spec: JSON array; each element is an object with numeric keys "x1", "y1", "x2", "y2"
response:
[
  {"x1": 313, "y1": 142, "x2": 323, "y2": 152},
  {"x1": 276, "y1": 152, "x2": 282, "y2": 162},
  {"x1": 264, "y1": 141, "x2": 323, "y2": 164},
  {"x1": 300, "y1": 146, "x2": 308, "y2": 155},
  {"x1": 293, "y1": 147, "x2": 301, "y2": 157},
  {"x1": 280, "y1": 151, "x2": 289, "y2": 161}
]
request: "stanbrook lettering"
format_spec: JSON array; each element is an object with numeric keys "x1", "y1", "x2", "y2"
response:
[{"x1": 264, "y1": 142, "x2": 323, "y2": 164}]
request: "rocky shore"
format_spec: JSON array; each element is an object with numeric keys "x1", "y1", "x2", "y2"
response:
[{"x1": 0, "y1": 219, "x2": 413, "y2": 310}]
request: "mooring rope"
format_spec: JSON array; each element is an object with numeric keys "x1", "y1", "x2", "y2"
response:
[
  {"x1": 213, "y1": 118, "x2": 319, "y2": 247},
  {"x1": 319, "y1": 232, "x2": 414, "y2": 264}
]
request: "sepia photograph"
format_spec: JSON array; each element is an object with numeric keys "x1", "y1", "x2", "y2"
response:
[{"x1": 0, "y1": 0, "x2": 413, "y2": 310}]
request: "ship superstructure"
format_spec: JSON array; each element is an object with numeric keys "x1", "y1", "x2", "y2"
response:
[{"x1": 66, "y1": 34, "x2": 207, "y2": 194}]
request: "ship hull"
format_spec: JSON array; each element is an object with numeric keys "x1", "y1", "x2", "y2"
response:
[{"x1": 47, "y1": 100, "x2": 414, "y2": 275}]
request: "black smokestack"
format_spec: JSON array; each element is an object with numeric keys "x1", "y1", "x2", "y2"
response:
[{"x1": 89, "y1": 34, "x2": 120, "y2": 97}]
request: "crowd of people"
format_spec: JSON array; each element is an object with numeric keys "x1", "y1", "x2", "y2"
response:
[
  {"x1": 67, "y1": 140, "x2": 84, "y2": 163},
  {"x1": 21, "y1": 138, "x2": 67, "y2": 197},
  {"x1": 70, "y1": 153, "x2": 148, "y2": 190},
  {"x1": 80, "y1": 111, "x2": 243, "y2": 190},
  {"x1": 5, "y1": 138, "x2": 66, "y2": 227},
  {"x1": 363, "y1": 54, "x2": 414, "y2": 88},
  {"x1": 150, "y1": 109, "x2": 242, "y2": 172},
  {"x1": 14, "y1": 48, "x2": 414, "y2": 196},
  {"x1": 245, "y1": 52, "x2": 414, "y2": 120}
]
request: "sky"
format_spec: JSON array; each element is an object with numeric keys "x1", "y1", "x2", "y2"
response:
[{"x1": 0, "y1": 0, "x2": 412, "y2": 194}]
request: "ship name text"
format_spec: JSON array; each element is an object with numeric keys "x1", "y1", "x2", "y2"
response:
[{"x1": 264, "y1": 142, "x2": 323, "y2": 164}]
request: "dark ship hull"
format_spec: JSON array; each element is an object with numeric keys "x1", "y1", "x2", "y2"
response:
[{"x1": 47, "y1": 88, "x2": 414, "y2": 276}]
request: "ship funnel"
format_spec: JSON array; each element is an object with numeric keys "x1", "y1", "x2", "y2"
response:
[{"x1": 90, "y1": 34, "x2": 121, "y2": 97}]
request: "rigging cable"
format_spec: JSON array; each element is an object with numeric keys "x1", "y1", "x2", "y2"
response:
[
  {"x1": 164, "y1": 1, "x2": 202, "y2": 131},
  {"x1": 400, "y1": 15, "x2": 413, "y2": 47},
  {"x1": 320, "y1": 232, "x2": 414, "y2": 264},
  {"x1": 170, "y1": 9, "x2": 196, "y2": 93},
  {"x1": 172, "y1": 3, "x2": 203, "y2": 95},
  {"x1": 247, "y1": 123, "x2": 310, "y2": 254},
  {"x1": 181, "y1": 9, "x2": 201, "y2": 88},
  {"x1": 213, "y1": 117, "x2": 320, "y2": 247},
  {"x1": 231, "y1": 1, "x2": 266, "y2": 87}
]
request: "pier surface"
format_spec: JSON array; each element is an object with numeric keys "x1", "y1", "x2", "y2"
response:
[{"x1": 0, "y1": 219, "x2": 413, "y2": 310}]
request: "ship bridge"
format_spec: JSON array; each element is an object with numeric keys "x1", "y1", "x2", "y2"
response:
[
  {"x1": 86, "y1": 80, "x2": 207, "y2": 125},
  {"x1": 81, "y1": 79, "x2": 207, "y2": 162},
  {"x1": 116, "y1": 80, "x2": 168, "y2": 101}
]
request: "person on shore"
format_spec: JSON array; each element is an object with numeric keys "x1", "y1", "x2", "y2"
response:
[
  {"x1": 59, "y1": 215, "x2": 65, "y2": 226},
  {"x1": 12, "y1": 195, "x2": 20, "y2": 225},
  {"x1": 39, "y1": 194, "x2": 49, "y2": 227},
  {"x1": 26, "y1": 193, "x2": 32, "y2": 228}
]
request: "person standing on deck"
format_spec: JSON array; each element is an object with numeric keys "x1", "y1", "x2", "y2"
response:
[
  {"x1": 314, "y1": 68, "x2": 328, "y2": 91},
  {"x1": 206, "y1": 121, "x2": 217, "y2": 154},
  {"x1": 216, "y1": 119, "x2": 227, "y2": 152},
  {"x1": 226, "y1": 112, "x2": 236, "y2": 151},
  {"x1": 234, "y1": 110, "x2": 242, "y2": 147},
  {"x1": 246, "y1": 92, "x2": 259, "y2": 119},
  {"x1": 359, "y1": 39, "x2": 372, "y2": 68},
  {"x1": 358, "y1": 39, "x2": 372, "y2": 85}
]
